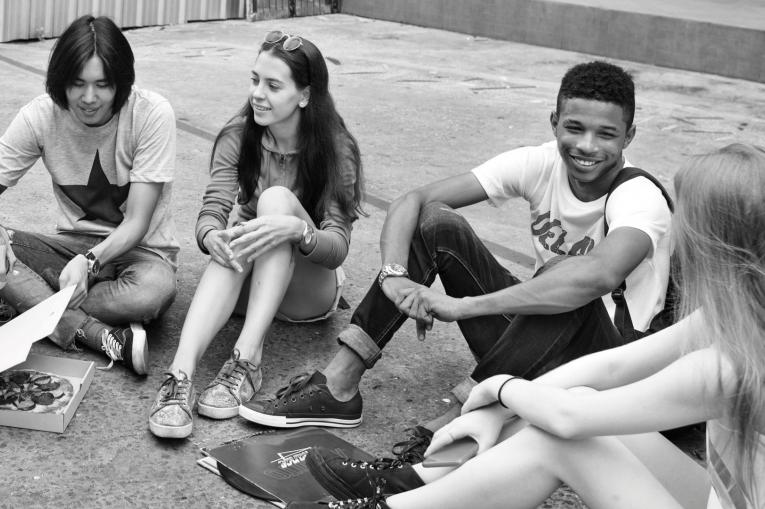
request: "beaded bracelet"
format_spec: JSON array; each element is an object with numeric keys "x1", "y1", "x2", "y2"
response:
[{"x1": 497, "y1": 376, "x2": 522, "y2": 409}]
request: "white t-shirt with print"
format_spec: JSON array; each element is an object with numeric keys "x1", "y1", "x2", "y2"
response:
[
  {"x1": 471, "y1": 140, "x2": 672, "y2": 332},
  {"x1": 0, "y1": 88, "x2": 179, "y2": 266}
]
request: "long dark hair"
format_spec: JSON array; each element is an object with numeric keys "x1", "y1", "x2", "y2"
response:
[
  {"x1": 211, "y1": 36, "x2": 364, "y2": 225},
  {"x1": 46, "y1": 15, "x2": 135, "y2": 114}
]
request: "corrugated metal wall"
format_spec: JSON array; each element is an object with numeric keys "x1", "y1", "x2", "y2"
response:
[
  {"x1": 247, "y1": 0, "x2": 335, "y2": 21},
  {"x1": 0, "y1": 0, "x2": 247, "y2": 42}
]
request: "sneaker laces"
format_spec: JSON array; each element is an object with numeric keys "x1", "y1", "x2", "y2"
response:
[
  {"x1": 154, "y1": 371, "x2": 193, "y2": 417},
  {"x1": 328, "y1": 480, "x2": 388, "y2": 508},
  {"x1": 341, "y1": 456, "x2": 407, "y2": 472},
  {"x1": 209, "y1": 349, "x2": 258, "y2": 398},
  {"x1": 272, "y1": 372, "x2": 313, "y2": 402},
  {"x1": 98, "y1": 329, "x2": 124, "y2": 371},
  {"x1": 391, "y1": 427, "x2": 431, "y2": 463}
]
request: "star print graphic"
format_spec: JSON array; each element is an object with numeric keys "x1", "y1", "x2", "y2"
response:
[{"x1": 55, "y1": 150, "x2": 130, "y2": 225}]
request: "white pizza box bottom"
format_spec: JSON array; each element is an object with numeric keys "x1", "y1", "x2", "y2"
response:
[
  {"x1": 0, "y1": 286, "x2": 95, "y2": 433},
  {"x1": 0, "y1": 353, "x2": 95, "y2": 433}
]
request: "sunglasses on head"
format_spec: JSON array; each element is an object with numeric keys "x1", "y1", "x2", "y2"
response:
[{"x1": 264, "y1": 30, "x2": 303, "y2": 52}]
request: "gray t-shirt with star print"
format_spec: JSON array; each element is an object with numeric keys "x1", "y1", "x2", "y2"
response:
[{"x1": 0, "y1": 88, "x2": 179, "y2": 266}]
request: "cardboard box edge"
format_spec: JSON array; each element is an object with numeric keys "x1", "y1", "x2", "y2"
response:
[{"x1": 0, "y1": 353, "x2": 96, "y2": 433}]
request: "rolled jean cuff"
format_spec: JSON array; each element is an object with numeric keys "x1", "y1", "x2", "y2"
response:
[
  {"x1": 451, "y1": 377, "x2": 477, "y2": 404},
  {"x1": 337, "y1": 324, "x2": 382, "y2": 369}
]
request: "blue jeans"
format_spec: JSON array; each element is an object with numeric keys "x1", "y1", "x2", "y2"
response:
[
  {"x1": 0, "y1": 229, "x2": 177, "y2": 350},
  {"x1": 338, "y1": 202, "x2": 626, "y2": 382}
]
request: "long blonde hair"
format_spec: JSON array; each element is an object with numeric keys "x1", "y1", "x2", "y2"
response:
[{"x1": 673, "y1": 143, "x2": 765, "y2": 498}]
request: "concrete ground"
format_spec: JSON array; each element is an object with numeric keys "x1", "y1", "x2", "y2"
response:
[{"x1": 0, "y1": 13, "x2": 763, "y2": 509}]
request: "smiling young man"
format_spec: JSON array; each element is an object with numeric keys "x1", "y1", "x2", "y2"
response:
[
  {"x1": 240, "y1": 61, "x2": 672, "y2": 449},
  {"x1": 0, "y1": 15, "x2": 178, "y2": 375}
]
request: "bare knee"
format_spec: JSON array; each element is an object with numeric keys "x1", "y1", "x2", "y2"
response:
[
  {"x1": 257, "y1": 186, "x2": 301, "y2": 216},
  {"x1": 568, "y1": 386, "x2": 598, "y2": 395}
]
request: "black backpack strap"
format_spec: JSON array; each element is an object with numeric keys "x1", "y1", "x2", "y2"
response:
[
  {"x1": 604, "y1": 167, "x2": 673, "y2": 340},
  {"x1": 604, "y1": 167, "x2": 674, "y2": 235}
]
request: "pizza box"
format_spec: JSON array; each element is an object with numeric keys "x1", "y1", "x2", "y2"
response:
[{"x1": 0, "y1": 286, "x2": 96, "y2": 433}]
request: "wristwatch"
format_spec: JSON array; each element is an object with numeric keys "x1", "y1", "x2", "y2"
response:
[
  {"x1": 378, "y1": 263, "x2": 409, "y2": 288},
  {"x1": 299, "y1": 221, "x2": 315, "y2": 252},
  {"x1": 84, "y1": 251, "x2": 101, "y2": 278}
]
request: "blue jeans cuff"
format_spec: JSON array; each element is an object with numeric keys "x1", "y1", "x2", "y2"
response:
[
  {"x1": 451, "y1": 377, "x2": 476, "y2": 404},
  {"x1": 337, "y1": 324, "x2": 382, "y2": 369}
]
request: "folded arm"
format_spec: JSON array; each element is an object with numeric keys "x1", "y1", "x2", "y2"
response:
[
  {"x1": 430, "y1": 314, "x2": 700, "y2": 453},
  {"x1": 499, "y1": 345, "x2": 730, "y2": 438}
]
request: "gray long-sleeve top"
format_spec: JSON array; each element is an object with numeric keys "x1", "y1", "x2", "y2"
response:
[{"x1": 195, "y1": 119, "x2": 359, "y2": 269}]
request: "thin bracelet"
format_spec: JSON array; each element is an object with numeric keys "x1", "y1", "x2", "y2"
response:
[{"x1": 497, "y1": 376, "x2": 522, "y2": 409}]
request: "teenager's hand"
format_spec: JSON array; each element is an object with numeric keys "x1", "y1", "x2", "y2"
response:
[
  {"x1": 397, "y1": 286, "x2": 463, "y2": 322},
  {"x1": 380, "y1": 276, "x2": 418, "y2": 302},
  {"x1": 426, "y1": 406, "x2": 506, "y2": 456},
  {"x1": 203, "y1": 229, "x2": 237, "y2": 269},
  {"x1": 227, "y1": 215, "x2": 304, "y2": 270},
  {"x1": 461, "y1": 375, "x2": 512, "y2": 414},
  {"x1": 0, "y1": 227, "x2": 16, "y2": 290},
  {"x1": 59, "y1": 255, "x2": 89, "y2": 308},
  {"x1": 382, "y1": 278, "x2": 434, "y2": 340}
]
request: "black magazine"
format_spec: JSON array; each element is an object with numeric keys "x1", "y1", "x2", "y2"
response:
[{"x1": 199, "y1": 427, "x2": 373, "y2": 507}]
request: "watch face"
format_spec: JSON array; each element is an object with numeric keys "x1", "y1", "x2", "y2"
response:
[
  {"x1": 85, "y1": 252, "x2": 100, "y2": 276},
  {"x1": 386, "y1": 264, "x2": 407, "y2": 276},
  {"x1": 378, "y1": 263, "x2": 409, "y2": 287},
  {"x1": 303, "y1": 225, "x2": 314, "y2": 244}
]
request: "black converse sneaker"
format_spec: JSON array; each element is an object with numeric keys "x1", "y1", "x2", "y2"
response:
[
  {"x1": 99, "y1": 322, "x2": 148, "y2": 375},
  {"x1": 306, "y1": 447, "x2": 424, "y2": 499},
  {"x1": 239, "y1": 371, "x2": 362, "y2": 428},
  {"x1": 286, "y1": 482, "x2": 390, "y2": 508},
  {"x1": 285, "y1": 499, "x2": 390, "y2": 509}
]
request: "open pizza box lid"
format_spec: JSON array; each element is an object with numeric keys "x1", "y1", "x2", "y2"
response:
[
  {"x1": 0, "y1": 285, "x2": 76, "y2": 372},
  {"x1": 0, "y1": 285, "x2": 96, "y2": 432}
]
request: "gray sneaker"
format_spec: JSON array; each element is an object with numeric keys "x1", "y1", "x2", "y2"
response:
[
  {"x1": 149, "y1": 371, "x2": 196, "y2": 439},
  {"x1": 198, "y1": 349, "x2": 262, "y2": 419}
]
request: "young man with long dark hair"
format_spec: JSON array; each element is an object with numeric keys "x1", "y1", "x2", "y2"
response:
[{"x1": 0, "y1": 15, "x2": 178, "y2": 375}]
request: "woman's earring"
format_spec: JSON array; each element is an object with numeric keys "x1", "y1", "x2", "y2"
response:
[{"x1": 299, "y1": 100, "x2": 308, "y2": 108}]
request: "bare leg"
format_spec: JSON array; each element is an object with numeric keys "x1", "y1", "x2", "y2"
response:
[
  {"x1": 232, "y1": 186, "x2": 338, "y2": 364},
  {"x1": 324, "y1": 346, "x2": 367, "y2": 401},
  {"x1": 232, "y1": 242, "x2": 295, "y2": 365},
  {"x1": 412, "y1": 415, "x2": 527, "y2": 484},
  {"x1": 170, "y1": 186, "x2": 336, "y2": 377},
  {"x1": 389, "y1": 426, "x2": 706, "y2": 509},
  {"x1": 169, "y1": 261, "x2": 250, "y2": 378}
]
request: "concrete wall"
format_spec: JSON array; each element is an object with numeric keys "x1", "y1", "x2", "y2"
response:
[{"x1": 341, "y1": 0, "x2": 765, "y2": 83}]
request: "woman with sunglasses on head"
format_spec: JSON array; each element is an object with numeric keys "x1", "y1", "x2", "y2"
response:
[
  {"x1": 149, "y1": 31, "x2": 364, "y2": 438},
  {"x1": 292, "y1": 144, "x2": 765, "y2": 508}
]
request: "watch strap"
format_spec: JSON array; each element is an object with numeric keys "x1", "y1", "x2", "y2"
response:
[
  {"x1": 85, "y1": 251, "x2": 100, "y2": 277},
  {"x1": 299, "y1": 221, "x2": 315, "y2": 254},
  {"x1": 378, "y1": 263, "x2": 409, "y2": 288}
]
